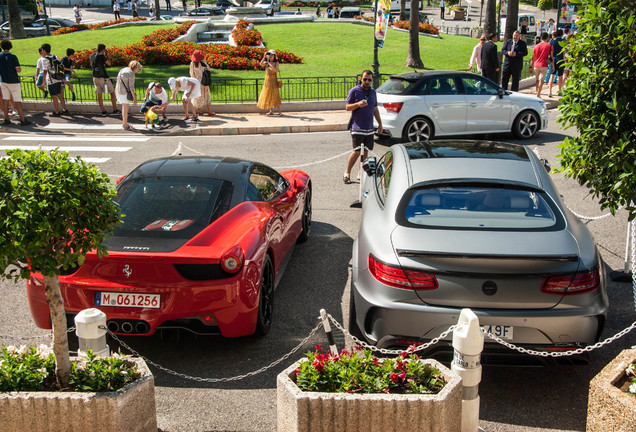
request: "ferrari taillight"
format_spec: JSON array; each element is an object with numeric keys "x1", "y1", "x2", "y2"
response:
[
  {"x1": 221, "y1": 246, "x2": 244, "y2": 274},
  {"x1": 383, "y1": 102, "x2": 403, "y2": 114},
  {"x1": 541, "y1": 267, "x2": 600, "y2": 295},
  {"x1": 368, "y1": 254, "x2": 438, "y2": 290}
]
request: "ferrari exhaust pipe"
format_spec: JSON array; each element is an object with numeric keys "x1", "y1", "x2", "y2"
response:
[
  {"x1": 121, "y1": 321, "x2": 133, "y2": 333},
  {"x1": 107, "y1": 321, "x2": 120, "y2": 333},
  {"x1": 135, "y1": 321, "x2": 150, "y2": 334}
]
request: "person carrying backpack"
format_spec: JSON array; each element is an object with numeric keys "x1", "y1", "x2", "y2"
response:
[
  {"x1": 61, "y1": 48, "x2": 77, "y2": 101},
  {"x1": 91, "y1": 44, "x2": 119, "y2": 116},
  {"x1": 41, "y1": 43, "x2": 69, "y2": 117}
]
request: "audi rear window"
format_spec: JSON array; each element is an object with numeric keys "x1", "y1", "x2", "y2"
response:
[
  {"x1": 377, "y1": 77, "x2": 420, "y2": 95},
  {"x1": 399, "y1": 185, "x2": 564, "y2": 231},
  {"x1": 114, "y1": 176, "x2": 234, "y2": 239}
]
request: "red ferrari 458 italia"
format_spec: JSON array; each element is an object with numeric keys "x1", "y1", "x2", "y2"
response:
[{"x1": 26, "y1": 156, "x2": 311, "y2": 337}]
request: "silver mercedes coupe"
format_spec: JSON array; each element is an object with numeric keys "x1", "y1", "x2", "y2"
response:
[{"x1": 351, "y1": 141, "x2": 608, "y2": 363}]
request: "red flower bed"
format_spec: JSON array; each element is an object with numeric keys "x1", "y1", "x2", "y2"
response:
[
  {"x1": 51, "y1": 17, "x2": 148, "y2": 35},
  {"x1": 231, "y1": 20, "x2": 264, "y2": 46},
  {"x1": 73, "y1": 19, "x2": 302, "y2": 71},
  {"x1": 391, "y1": 20, "x2": 440, "y2": 35}
]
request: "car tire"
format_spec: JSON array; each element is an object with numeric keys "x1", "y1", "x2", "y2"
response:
[
  {"x1": 255, "y1": 254, "x2": 274, "y2": 336},
  {"x1": 403, "y1": 116, "x2": 434, "y2": 142},
  {"x1": 512, "y1": 110, "x2": 539, "y2": 139},
  {"x1": 297, "y1": 186, "x2": 311, "y2": 243}
]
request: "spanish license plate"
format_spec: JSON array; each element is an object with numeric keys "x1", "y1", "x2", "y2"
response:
[
  {"x1": 95, "y1": 292, "x2": 160, "y2": 309},
  {"x1": 481, "y1": 324, "x2": 513, "y2": 340}
]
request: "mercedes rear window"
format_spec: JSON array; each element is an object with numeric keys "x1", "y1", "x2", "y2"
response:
[
  {"x1": 399, "y1": 185, "x2": 564, "y2": 231},
  {"x1": 114, "y1": 177, "x2": 234, "y2": 239}
]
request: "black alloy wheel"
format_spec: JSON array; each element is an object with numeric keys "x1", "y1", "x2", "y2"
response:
[
  {"x1": 255, "y1": 254, "x2": 274, "y2": 336},
  {"x1": 297, "y1": 187, "x2": 311, "y2": 243}
]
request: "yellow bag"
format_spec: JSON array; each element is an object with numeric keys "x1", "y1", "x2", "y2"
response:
[{"x1": 146, "y1": 109, "x2": 159, "y2": 124}]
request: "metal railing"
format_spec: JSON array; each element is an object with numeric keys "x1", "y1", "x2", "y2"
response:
[{"x1": 20, "y1": 75, "x2": 363, "y2": 104}]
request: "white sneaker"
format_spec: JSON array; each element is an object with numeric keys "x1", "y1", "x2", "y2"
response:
[{"x1": 185, "y1": 118, "x2": 193, "y2": 124}]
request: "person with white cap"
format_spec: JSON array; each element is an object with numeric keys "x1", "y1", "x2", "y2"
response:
[
  {"x1": 256, "y1": 49, "x2": 282, "y2": 116},
  {"x1": 167, "y1": 76, "x2": 201, "y2": 123}
]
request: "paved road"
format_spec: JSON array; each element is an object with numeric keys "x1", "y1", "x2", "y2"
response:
[{"x1": 1, "y1": 110, "x2": 635, "y2": 432}]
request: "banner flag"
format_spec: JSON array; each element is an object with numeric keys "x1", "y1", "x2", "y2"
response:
[{"x1": 375, "y1": 0, "x2": 391, "y2": 48}]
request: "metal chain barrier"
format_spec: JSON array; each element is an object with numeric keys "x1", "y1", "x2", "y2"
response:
[
  {"x1": 103, "y1": 322, "x2": 322, "y2": 383},
  {"x1": 172, "y1": 143, "x2": 376, "y2": 171},
  {"x1": 326, "y1": 312, "x2": 457, "y2": 356},
  {"x1": 0, "y1": 326, "x2": 76, "y2": 343}
]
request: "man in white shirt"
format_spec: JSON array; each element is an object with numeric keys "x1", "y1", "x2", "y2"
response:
[
  {"x1": 439, "y1": 0, "x2": 445, "y2": 19},
  {"x1": 141, "y1": 81, "x2": 169, "y2": 128}
]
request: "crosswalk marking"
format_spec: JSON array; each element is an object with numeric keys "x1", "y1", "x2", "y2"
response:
[
  {"x1": 42, "y1": 123, "x2": 151, "y2": 131},
  {"x1": 0, "y1": 145, "x2": 133, "y2": 151},
  {"x1": 2, "y1": 137, "x2": 146, "y2": 143}
]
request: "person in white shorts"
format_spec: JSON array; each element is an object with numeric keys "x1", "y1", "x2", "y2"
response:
[{"x1": 168, "y1": 76, "x2": 201, "y2": 123}]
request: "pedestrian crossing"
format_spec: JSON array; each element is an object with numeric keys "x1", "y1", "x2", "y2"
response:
[{"x1": 0, "y1": 140, "x2": 143, "y2": 164}]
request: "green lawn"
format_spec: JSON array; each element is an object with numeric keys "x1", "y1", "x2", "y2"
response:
[{"x1": 12, "y1": 21, "x2": 483, "y2": 81}]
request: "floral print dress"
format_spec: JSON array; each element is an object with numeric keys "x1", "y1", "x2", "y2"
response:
[{"x1": 189, "y1": 61, "x2": 211, "y2": 111}]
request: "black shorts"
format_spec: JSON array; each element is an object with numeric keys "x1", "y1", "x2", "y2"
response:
[
  {"x1": 351, "y1": 133, "x2": 374, "y2": 151},
  {"x1": 555, "y1": 58, "x2": 565, "y2": 75},
  {"x1": 48, "y1": 82, "x2": 63, "y2": 96}
]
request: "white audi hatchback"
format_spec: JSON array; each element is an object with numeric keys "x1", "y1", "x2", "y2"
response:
[{"x1": 375, "y1": 71, "x2": 548, "y2": 142}]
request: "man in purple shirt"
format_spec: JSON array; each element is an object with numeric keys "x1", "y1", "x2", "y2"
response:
[{"x1": 344, "y1": 70, "x2": 382, "y2": 184}]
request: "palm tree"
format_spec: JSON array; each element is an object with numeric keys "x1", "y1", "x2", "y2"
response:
[
  {"x1": 7, "y1": 0, "x2": 26, "y2": 39},
  {"x1": 404, "y1": 0, "x2": 423, "y2": 67},
  {"x1": 504, "y1": 0, "x2": 519, "y2": 42},
  {"x1": 399, "y1": 0, "x2": 406, "y2": 21},
  {"x1": 483, "y1": 0, "x2": 497, "y2": 36}
]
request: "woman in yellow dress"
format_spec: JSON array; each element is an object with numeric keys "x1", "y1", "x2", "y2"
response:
[{"x1": 256, "y1": 49, "x2": 282, "y2": 116}]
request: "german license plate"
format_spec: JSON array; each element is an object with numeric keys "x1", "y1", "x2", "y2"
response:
[
  {"x1": 481, "y1": 324, "x2": 513, "y2": 340},
  {"x1": 95, "y1": 292, "x2": 160, "y2": 309}
]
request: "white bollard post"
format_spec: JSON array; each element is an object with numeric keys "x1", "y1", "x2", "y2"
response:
[
  {"x1": 319, "y1": 309, "x2": 338, "y2": 356},
  {"x1": 75, "y1": 308, "x2": 110, "y2": 358},
  {"x1": 452, "y1": 308, "x2": 484, "y2": 432}
]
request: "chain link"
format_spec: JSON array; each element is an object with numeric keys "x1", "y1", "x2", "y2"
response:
[
  {"x1": 326, "y1": 313, "x2": 457, "y2": 356},
  {"x1": 103, "y1": 322, "x2": 322, "y2": 383}
]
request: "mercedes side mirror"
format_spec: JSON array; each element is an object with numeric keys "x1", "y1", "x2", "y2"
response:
[
  {"x1": 498, "y1": 88, "x2": 505, "y2": 99},
  {"x1": 362, "y1": 157, "x2": 377, "y2": 176},
  {"x1": 540, "y1": 158, "x2": 551, "y2": 173}
]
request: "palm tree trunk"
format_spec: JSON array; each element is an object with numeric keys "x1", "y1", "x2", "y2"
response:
[
  {"x1": 43, "y1": 274, "x2": 72, "y2": 389},
  {"x1": 504, "y1": 0, "x2": 519, "y2": 42},
  {"x1": 404, "y1": 0, "x2": 423, "y2": 68},
  {"x1": 399, "y1": 0, "x2": 406, "y2": 21},
  {"x1": 7, "y1": 0, "x2": 26, "y2": 39},
  {"x1": 483, "y1": 0, "x2": 497, "y2": 37}
]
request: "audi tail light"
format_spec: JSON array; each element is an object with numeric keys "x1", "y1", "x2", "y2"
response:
[
  {"x1": 368, "y1": 254, "x2": 438, "y2": 290},
  {"x1": 541, "y1": 267, "x2": 600, "y2": 295},
  {"x1": 383, "y1": 102, "x2": 404, "y2": 114},
  {"x1": 221, "y1": 246, "x2": 244, "y2": 274}
]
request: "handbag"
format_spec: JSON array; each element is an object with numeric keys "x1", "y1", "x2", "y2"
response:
[
  {"x1": 122, "y1": 81, "x2": 134, "y2": 102},
  {"x1": 277, "y1": 71, "x2": 284, "y2": 88},
  {"x1": 201, "y1": 62, "x2": 212, "y2": 86}
]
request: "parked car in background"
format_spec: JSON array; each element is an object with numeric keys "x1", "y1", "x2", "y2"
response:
[
  {"x1": 254, "y1": 0, "x2": 281, "y2": 16},
  {"x1": 338, "y1": 6, "x2": 361, "y2": 18},
  {"x1": 215, "y1": 0, "x2": 236, "y2": 10},
  {"x1": 26, "y1": 156, "x2": 312, "y2": 338},
  {"x1": 180, "y1": 6, "x2": 226, "y2": 17},
  {"x1": 0, "y1": 21, "x2": 46, "y2": 38},
  {"x1": 35, "y1": 17, "x2": 76, "y2": 31},
  {"x1": 351, "y1": 140, "x2": 608, "y2": 363},
  {"x1": 376, "y1": 71, "x2": 547, "y2": 142}
]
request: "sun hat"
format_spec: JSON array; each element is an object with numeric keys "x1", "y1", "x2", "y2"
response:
[
  {"x1": 267, "y1": 49, "x2": 276, "y2": 55},
  {"x1": 191, "y1": 50, "x2": 204, "y2": 63},
  {"x1": 168, "y1": 77, "x2": 177, "y2": 90}
]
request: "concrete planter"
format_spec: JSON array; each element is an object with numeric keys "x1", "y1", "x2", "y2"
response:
[
  {"x1": 0, "y1": 357, "x2": 156, "y2": 432},
  {"x1": 450, "y1": 9, "x2": 465, "y2": 20},
  {"x1": 277, "y1": 358, "x2": 462, "y2": 432},
  {"x1": 587, "y1": 348, "x2": 636, "y2": 432}
]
